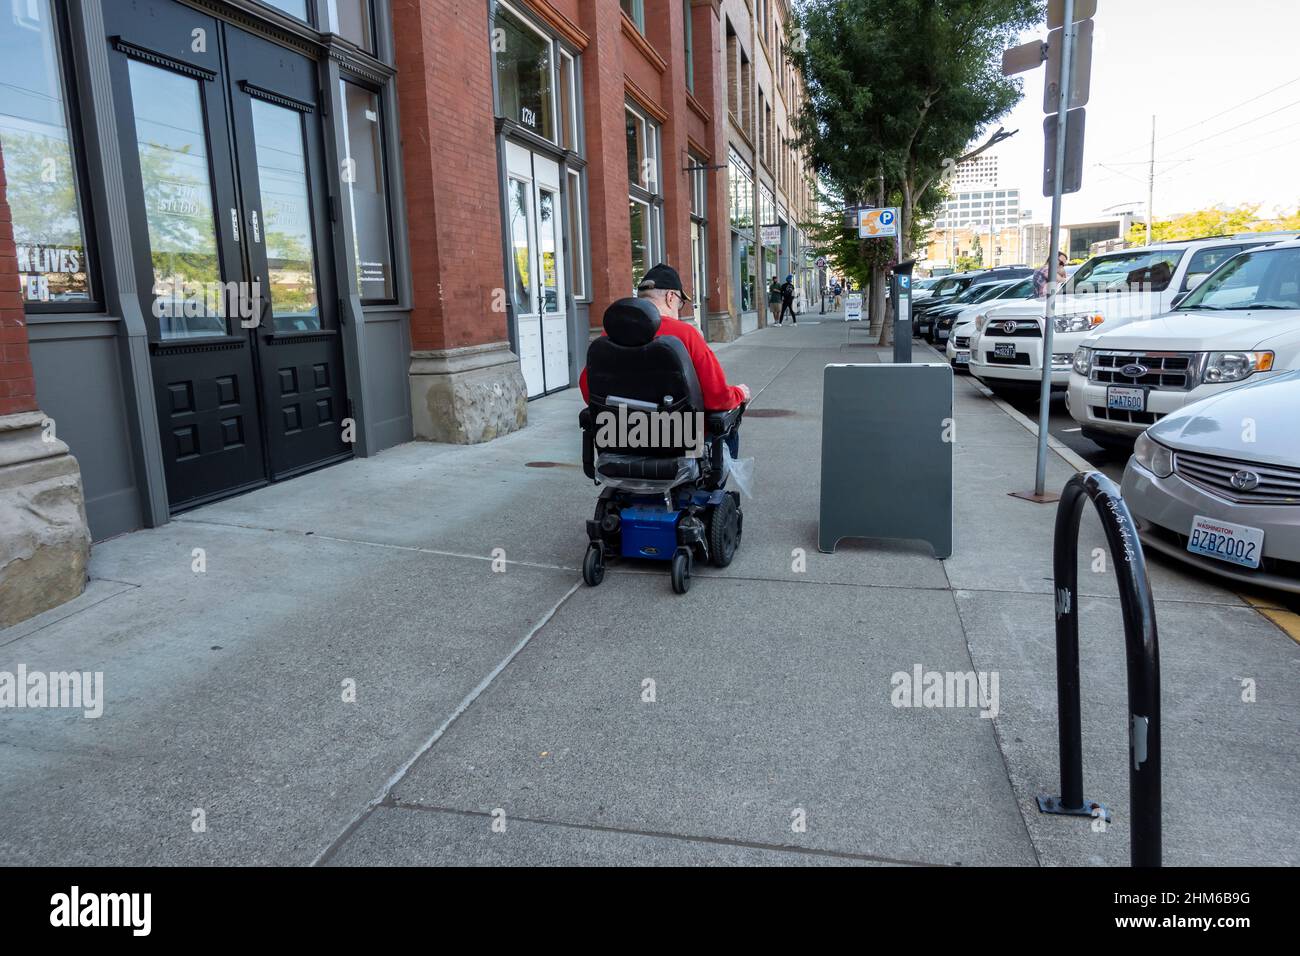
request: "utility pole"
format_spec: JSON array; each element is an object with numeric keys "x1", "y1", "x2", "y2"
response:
[
  {"x1": 1146, "y1": 115, "x2": 1155, "y2": 246},
  {"x1": 874, "y1": 164, "x2": 887, "y2": 339}
]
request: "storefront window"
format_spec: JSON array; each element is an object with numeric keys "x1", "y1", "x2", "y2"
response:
[
  {"x1": 559, "y1": 51, "x2": 577, "y2": 151},
  {"x1": 340, "y1": 79, "x2": 395, "y2": 302},
  {"x1": 261, "y1": 0, "x2": 309, "y2": 21},
  {"x1": 738, "y1": 238, "x2": 755, "y2": 313},
  {"x1": 495, "y1": 3, "x2": 554, "y2": 143},
  {"x1": 567, "y1": 169, "x2": 586, "y2": 299},
  {"x1": 729, "y1": 150, "x2": 753, "y2": 232},
  {"x1": 629, "y1": 198, "x2": 650, "y2": 293},
  {"x1": 0, "y1": 0, "x2": 94, "y2": 307},
  {"x1": 625, "y1": 106, "x2": 656, "y2": 192},
  {"x1": 329, "y1": 0, "x2": 375, "y2": 53}
]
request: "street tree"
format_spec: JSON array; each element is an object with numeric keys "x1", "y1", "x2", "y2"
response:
[{"x1": 790, "y1": 0, "x2": 1042, "y2": 331}]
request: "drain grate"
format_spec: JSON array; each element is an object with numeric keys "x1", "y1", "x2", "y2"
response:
[{"x1": 745, "y1": 408, "x2": 797, "y2": 418}]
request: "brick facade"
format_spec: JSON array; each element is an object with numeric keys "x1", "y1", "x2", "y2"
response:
[
  {"x1": 392, "y1": 0, "x2": 511, "y2": 353},
  {"x1": 0, "y1": 144, "x2": 38, "y2": 418}
]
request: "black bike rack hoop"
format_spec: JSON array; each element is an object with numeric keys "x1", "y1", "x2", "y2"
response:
[{"x1": 1037, "y1": 471, "x2": 1161, "y2": 868}]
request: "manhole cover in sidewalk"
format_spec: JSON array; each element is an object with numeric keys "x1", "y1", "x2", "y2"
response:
[
  {"x1": 745, "y1": 408, "x2": 797, "y2": 418},
  {"x1": 525, "y1": 461, "x2": 577, "y2": 468}
]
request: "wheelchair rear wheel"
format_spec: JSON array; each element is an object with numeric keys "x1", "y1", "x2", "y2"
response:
[
  {"x1": 707, "y1": 493, "x2": 741, "y2": 567},
  {"x1": 670, "y1": 548, "x2": 692, "y2": 594},
  {"x1": 582, "y1": 543, "x2": 605, "y2": 586}
]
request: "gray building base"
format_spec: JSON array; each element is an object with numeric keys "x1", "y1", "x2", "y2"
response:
[
  {"x1": 706, "y1": 310, "x2": 739, "y2": 343},
  {"x1": 0, "y1": 412, "x2": 91, "y2": 628},
  {"x1": 409, "y1": 342, "x2": 528, "y2": 444}
]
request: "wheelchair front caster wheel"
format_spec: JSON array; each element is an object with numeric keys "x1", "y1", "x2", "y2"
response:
[
  {"x1": 582, "y1": 543, "x2": 605, "y2": 586},
  {"x1": 670, "y1": 548, "x2": 692, "y2": 594}
]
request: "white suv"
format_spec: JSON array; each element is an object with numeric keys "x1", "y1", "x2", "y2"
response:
[
  {"x1": 1069, "y1": 239, "x2": 1300, "y2": 447},
  {"x1": 968, "y1": 235, "x2": 1296, "y2": 398}
]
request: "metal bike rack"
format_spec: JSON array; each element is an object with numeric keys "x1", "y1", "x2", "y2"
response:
[{"x1": 1037, "y1": 471, "x2": 1162, "y2": 867}]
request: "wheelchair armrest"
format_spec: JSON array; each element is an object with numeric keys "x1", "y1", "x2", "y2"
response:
[
  {"x1": 579, "y1": 407, "x2": 595, "y2": 479},
  {"x1": 705, "y1": 403, "x2": 745, "y2": 437}
]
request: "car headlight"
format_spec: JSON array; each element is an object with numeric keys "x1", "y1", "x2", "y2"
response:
[
  {"x1": 1202, "y1": 351, "x2": 1274, "y2": 384},
  {"x1": 974, "y1": 313, "x2": 990, "y2": 331},
  {"x1": 1072, "y1": 348, "x2": 1092, "y2": 376},
  {"x1": 1051, "y1": 353, "x2": 1074, "y2": 368},
  {"x1": 1053, "y1": 313, "x2": 1105, "y2": 334},
  {"x1": 1133, "y1": 432, "x2": 1174, "y2": 478}
]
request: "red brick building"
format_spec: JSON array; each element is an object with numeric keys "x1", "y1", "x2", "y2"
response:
[{"x1": 0, "y1": 0, "x2": 816, "y2": 624}]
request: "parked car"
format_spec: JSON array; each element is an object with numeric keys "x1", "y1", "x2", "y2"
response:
[
  {"x1": 913, "y1": 267, "x2": 1033, "y2": 338},
  {"x1": 931, "y1": 276, "x2": 1037, "y2": 346},
  {"x1": 1069, "y1": 239, "x2": 1300, "y2": 449},
  {"x1": 1121, "y1": 369, "x2": 1300, "y2": 595},
  {"x1": 969, "y1": 235, "x2": 1297, "y2": 400},
  {"x1": 919, "y1": 277, "x2": 1020, "y2": 345},
  {"x1": 911, "y1": 276, "x2": 944, "y2": 302}
]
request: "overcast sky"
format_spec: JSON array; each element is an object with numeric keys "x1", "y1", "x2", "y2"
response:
[{"x1": 987, "y1": 0, "x2": 1300, "y2": 225}]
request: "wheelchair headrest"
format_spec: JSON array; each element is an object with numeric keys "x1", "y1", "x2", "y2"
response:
[{"x1": 603, "y1": 297, "x2": 661, "y2": 347}]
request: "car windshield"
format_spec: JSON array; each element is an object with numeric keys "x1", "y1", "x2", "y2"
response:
[
  {"x1": 1177, "y1": 246, "x2": 1300, "y2": 312},
  {"x1": 952, "y1": 282, "x2": 998, "y2": 304},
  {"x1": 1065, "y1": 249, "x2": 1185, "y2": 294}
]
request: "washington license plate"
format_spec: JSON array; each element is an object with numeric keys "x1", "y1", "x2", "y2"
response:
[
  {"x1": 1187, "y1": 515, "x2": 1264, "y2": 569},
  {"x1": 1107, "y1": 386, "x2": 1146, "y2": 412},
  {"x1": 955, "y1": 350, "x2": 971, "y2": 365},
  {"x1": 994, "y1": 342, "x2": 1017, "y2": 359}
]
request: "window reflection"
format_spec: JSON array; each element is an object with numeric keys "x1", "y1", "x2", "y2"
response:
[
  {"x1": 128, "y1": 60, "x2": 225, "y2": 339},
  {"x1": 250, "y1": 99, "x2": 320, "y2": 331},
  {"x1": 0, "y1": 0, "x2": 93, "y2": 305}
]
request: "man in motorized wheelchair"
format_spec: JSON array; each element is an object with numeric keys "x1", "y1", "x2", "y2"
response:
[{"x1": 578, "y1": 264, "x2": 751, "y2": 594}]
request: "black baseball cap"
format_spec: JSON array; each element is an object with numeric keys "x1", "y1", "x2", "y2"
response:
[{"x1": 638, "y1": 263, "x2": 684, "y2": 293}]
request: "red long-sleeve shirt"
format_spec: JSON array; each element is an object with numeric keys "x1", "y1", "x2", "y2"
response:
[{"x1": 578, "y1": 313, "x2": 747, "y2": 411}]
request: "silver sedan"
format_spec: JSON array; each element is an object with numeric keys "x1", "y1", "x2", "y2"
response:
[{"x1": 1121, "y1": 370, "x2": 1300, "y2": 594}]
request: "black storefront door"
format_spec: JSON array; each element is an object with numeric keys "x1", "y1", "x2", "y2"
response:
[{"x1": 106, "y1": 0, "x2": 350, "y2": 511}]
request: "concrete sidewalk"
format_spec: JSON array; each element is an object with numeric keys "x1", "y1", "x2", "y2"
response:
[{"x1": 2, "y1": 321, "x2": 1296, "y2": 866}]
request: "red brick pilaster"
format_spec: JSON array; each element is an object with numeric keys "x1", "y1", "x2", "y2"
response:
[
  {"x1": 392, "y1": 0, "x2": 508, "y2": 353},
  {"x1": 0, "y1": 142, "x2": 39, "y2": 417},
  {"x1": 576, "y1": 1, "x2": 634, "y2": 330}
]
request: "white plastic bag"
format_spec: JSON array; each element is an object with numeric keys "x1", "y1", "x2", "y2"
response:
[{"x1": 723, "y1": 445, "x2": 755, "y2": 499}]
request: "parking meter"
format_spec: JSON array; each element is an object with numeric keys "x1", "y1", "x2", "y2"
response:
[{"x1": 891, "y1": 260, "x2": 916, "y2": 363}]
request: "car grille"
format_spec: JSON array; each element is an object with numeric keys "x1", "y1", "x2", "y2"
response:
[
  {"x1": 1174, "y1": 450, "x2": 1300, "y2": 505},
  {"x1": 986, "y1": 351, "x2": 1030, "y2": 366},
  {"x1": 1090, "y1": 351, "x2": 1198, "y2": 390},
  {"x1": 1090, "y1": 406, "x2": 1162, "y2": 426},
  {"x1": 954, "y1": 335, "x2": 970, "y2": 348},
  {"x1": 983, "y1": 319, "x2": 1041, "y2": 338}
]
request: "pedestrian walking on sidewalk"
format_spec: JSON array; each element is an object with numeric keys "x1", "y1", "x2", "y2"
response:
[
  {"x1": 831, "y1": 280, "x2": 843, "y2": 310},
  {"x1": 780, "y1": 274, "x2": 797, "y2": 324},
  {"x1": 768, "y1": 276, "x2": 783, "y2": 326}
]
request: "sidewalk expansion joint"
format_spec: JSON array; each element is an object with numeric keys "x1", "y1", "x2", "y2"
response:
[
  {"x1": 385, "y1": 801, "x2": 949, "y2": 867},
  {"x1": 311, "y1": 580, "x2": 582, "y2": 866}
]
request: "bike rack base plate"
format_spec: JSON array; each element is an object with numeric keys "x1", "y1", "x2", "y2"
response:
[{"x1": 1037, "y1": 793, "x2": 1112, "y2": 823}]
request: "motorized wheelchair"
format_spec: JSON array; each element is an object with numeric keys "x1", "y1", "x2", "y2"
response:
[{"x1": 579, "y1": 298, "x2": 745, "y2": 594}]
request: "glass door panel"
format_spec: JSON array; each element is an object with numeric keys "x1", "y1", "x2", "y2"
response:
[
  {"x1": 248, "y1": 99, "x2": 320, "y2": 331},
  {"x1": 127, "y1": 59, "x2": 226, "y2": 339}
]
